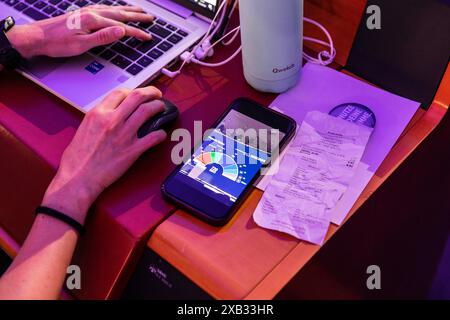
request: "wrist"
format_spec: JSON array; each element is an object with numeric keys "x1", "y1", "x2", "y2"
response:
[
  {"x1": 42, "y1": 175, "x2": 99, "y2": 225},
  {"x1": 6, "y1": 24, "x2": 42, "y2": 59}
]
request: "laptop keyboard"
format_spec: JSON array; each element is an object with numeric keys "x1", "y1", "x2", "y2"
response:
[{"x1": 2, "y1": 0, "x2": 190, "y2": 76}]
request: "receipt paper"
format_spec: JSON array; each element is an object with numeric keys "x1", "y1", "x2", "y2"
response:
[{"x1": 253, "y1": 111, "x2": 373, "y2": 245}]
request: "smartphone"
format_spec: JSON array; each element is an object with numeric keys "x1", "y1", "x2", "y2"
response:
[{"x1": 161, "y1": 98, "x2": 297, "y2": 226}]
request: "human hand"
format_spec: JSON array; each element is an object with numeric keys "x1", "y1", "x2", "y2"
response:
[
  {"x1": 42, "y1": 86, "x2": 167, "y2": 224},
  {"x1": 7, "y1": 5, "x2": 154, "y2": 59}
]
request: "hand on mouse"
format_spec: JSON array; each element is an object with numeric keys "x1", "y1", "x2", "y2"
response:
[
  {"x1": 7, "y1": 5, "x2": 154, "y2": 59},
  {"x1": 42, "y1": 86, "x2": 167, "y2": 224}
]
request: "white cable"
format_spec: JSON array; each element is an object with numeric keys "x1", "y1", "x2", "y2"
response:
[
  {"x1": 304, "y1": 37, "x2": 333, "y2": 48},
  {"x1": 183, "y1": 1, "x2": 225, "y2": 61},
  {"x1": 229, "y1": 0, "x2": 238, "y2": 18},
  {"x1": 177, "y1": 25, "x2": 242, "y2": 69},
  {"x1": 162, "y1": 0, "x2": 228, "y2": 78},
  {"x1": 218, "y1": 0, "x2": 240, "y2": 46},
  {"x1": 303, "y1": 17, "x2": 336, "y2": 65},
  {"x1": 222, "y1": 25, "x2": 241, "y2": 46},
  {"x1": 210, "y1": 2, "x2": 227, "y2": 41},
  {"x1": 186, "y1": 26, "x2": 242, "y2": 68},
  {"x1": 189, "y1": 46, "x2": 242, "y2": 68},
  {"x1": 162, "y1": 9, "x2": 337, "y2": 78},
  {"x1": 303, "y1": 36, "x2": 336, "y2": 64},
  {"x1": 211, "y1": 25, "x2": 240, "y2": 48}
]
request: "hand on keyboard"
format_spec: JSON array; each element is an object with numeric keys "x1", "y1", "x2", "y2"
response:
[{"x1": 7, "y1": 4, "x2": 155, "y2": 59}]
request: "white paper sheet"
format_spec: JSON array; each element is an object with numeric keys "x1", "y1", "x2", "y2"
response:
[
  {"x1": 255, "y1": 63, "x2": 420, "y2": 225},
  {"x1": 253, "y1": 111, "x2": 373, "y2": 245}
]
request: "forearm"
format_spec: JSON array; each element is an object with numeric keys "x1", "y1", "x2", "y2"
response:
[
  {"x1": 0, "y1": 6, "x2": 164, "y2": 299},
  {"x1": 0, "y1": 83, "x2": 166, "y2": 299},
  {"x1": 0, "y1": 24, "x2": 40, "y2": 71},
  {"x1": 0, "y1": 215, "x2": 79, "y2": 300},
  {"x1": 7, "y1": 24, "x2": 42, "y2": 59},
  {"x1": 0, "y1": 175, "x2": 94, "y2": 300}
]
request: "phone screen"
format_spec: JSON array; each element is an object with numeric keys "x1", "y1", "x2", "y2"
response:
[{"x1": 171, "y1": 109, "x2": 285, "y2": 207}]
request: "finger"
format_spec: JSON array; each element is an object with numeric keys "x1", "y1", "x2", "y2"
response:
[
  {"x1": 125, "y1": 100, "x2": 166, "y2": 132},
  {"x1": 83, "y1": 15, "x2": 152, "y2": 40},
  {"x1": 116, "y1": 87, "x2": 163, "y2": 120},
  {"x1": 90, "y1": 5, "x2": 148, "y2": 13},
  {"x1": 116, "y1": 5, "x2": 148, "y2": 12},
  {"x1": 123, "y1": 24, "x2": 152, "y2": 40},
  {"x1": 96, "y1": 88, "x2": 131, "y2": 111},
  {"x1": 81, "y1": 26, "x2": 125, "y2": 50},
  {"x1": 95, "y1": 8, "x2": 155, "y2": 21},
  {"x1": 136, "y1": 129, "x2": 167, "y2": 152}
]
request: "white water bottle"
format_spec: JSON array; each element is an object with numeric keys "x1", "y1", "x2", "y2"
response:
[{"x1": 239, "y1": 0, "x2": 303, "y2": 93}]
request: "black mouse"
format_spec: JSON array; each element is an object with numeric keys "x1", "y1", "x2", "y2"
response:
[{"x1": 137, "y1": 99, "x2": 179, "y2": 138}]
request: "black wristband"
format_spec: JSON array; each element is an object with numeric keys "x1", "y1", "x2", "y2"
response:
[
  {"x1": 0, "y1": 16, "x2": 24, "y2": 70},
  {"x1": 35, "y1": 206, "x2": 85, "y2": 235}
]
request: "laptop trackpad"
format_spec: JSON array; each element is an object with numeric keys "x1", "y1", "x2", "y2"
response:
[
  {"x1": 25, "y1": 54, "x2": 129, "y2": 107},
  {"x1": 23, "y1": 56, "x2": 68, "y2": 79}
]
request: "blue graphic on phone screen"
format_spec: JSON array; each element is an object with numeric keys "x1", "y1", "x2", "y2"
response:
[{"x1": 177, "y1": 110, "x2": 281, "y2": 205}]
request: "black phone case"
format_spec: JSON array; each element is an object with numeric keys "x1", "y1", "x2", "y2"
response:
[{"x1": 161, "y1": 97, "x2": 297, "y2": 226}]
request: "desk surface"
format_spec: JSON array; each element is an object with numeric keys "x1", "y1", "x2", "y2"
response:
[
  {"x1": 144, "y1": 2, "x2": 450, "y2": 296},
  {"x1": 0, "y1": 44, "x2": 274, "y2": 239},
  {"x1": 147, "y1": 68, "x2": 449, "y2": 299},
  {"x1": 0, "y1": 21, "x2": 276, "y2": 298},
  {"x1": 1, "y1": 0, "x2": 448, "y2": 299}
]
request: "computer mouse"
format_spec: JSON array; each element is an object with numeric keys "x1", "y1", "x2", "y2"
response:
[{"x1": 137, "y1": 99, "x2": 180, "y2": 139}]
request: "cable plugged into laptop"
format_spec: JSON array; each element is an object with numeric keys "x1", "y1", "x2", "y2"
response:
[
  {"x1": 162, "y1": 51, "x2": 197, "y2": 78},
  {"x1": 162, "y1": 0, "x2": 228, "y2": 78},
  {"x1": 162, "y1": 0, "x2": 336, "y2": 79},
  {"x1": 195, "y1": 39, "x2": 215, "y2": 60}
]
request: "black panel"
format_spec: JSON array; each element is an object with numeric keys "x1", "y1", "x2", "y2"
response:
[
  {"x1": 0, "y1": 249, "x2": 12, "y2": 277},
  {"x1": 171, "y1": 0, "x2": 221, "y2": 19},
  {"x1": 122, "y1": 249, "x2": 212, "y2": 300},
  {"x1": 346, "y1": 0, "x2": 450, "y2": 109},
  {"x1": 276, "y1": 104, "x2": 450, "y2": 299}
]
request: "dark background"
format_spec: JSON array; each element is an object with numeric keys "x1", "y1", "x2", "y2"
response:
[
  {"x1": 2, "y1": 0, "x2": 450, "y2": 300},
  {"x1": 276, "y1": 107, "x2": 450, "y2": 299},
  {"x1": 346, "y1": 0, "x2": 450, "y2": 109}
]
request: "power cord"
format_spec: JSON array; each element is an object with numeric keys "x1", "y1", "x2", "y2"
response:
[
  {"x1": 303, "y1": 17, "x2": 336, "y2": 65},
  {"x1": 162, "y1": 2, "x2": 336, "y2": 78},
  {"x1": 162, "y1": 0, "x2": 228, "y2": 78}
]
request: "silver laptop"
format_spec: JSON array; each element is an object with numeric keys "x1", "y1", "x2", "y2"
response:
[{"x1": 0, "y1": 0, "x2": 218, "y2": 112}]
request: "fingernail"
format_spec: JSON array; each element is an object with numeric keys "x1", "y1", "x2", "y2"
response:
[
  {"x1": 114, "y1": 27, "x2": 125, "y2": 37},
  {"x1": 156, "y1": 100, "x2": 165, "y2": 111},
  {"x1": 156, "y1": 129, "x2": 168, "y2": 139}
]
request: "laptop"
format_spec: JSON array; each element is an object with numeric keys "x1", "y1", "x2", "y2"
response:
[{"x1": 0, "y1": 0, "x2": 219, "y2": 112}]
